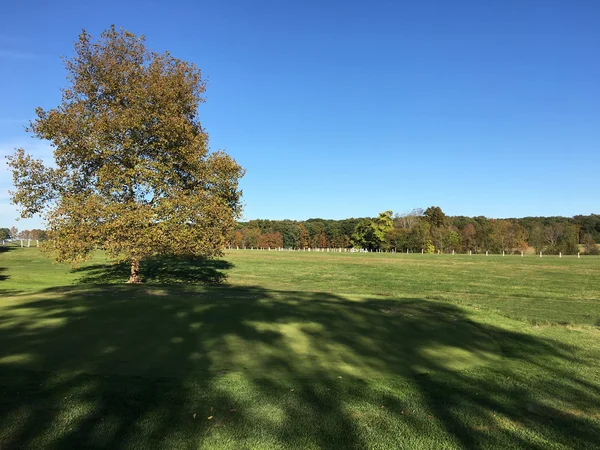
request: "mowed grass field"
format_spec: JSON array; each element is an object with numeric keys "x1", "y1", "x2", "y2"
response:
[{"x1": 1, "y1": 246, "x2": 599, "y2": 449}]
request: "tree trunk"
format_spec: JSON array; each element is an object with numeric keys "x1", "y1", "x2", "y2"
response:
[{"x1": 128, "y1": 258, "x2": 142, "y2": 283}]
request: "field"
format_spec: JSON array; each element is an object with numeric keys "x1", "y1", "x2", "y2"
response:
[{"x1": 1, "y1": 246, "x2": 599, "y2": 449}]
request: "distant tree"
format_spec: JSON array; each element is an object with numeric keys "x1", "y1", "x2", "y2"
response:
[
  {"x1": 343, "y1": 235, "x2": 351, "y2": 248},
  {"x1": 30, "y1": 229, "x2": 45, "y2": 247},
  {"x1": 232, "y1": 231, "x2": 244, "y2": 248},
  {"x1": 473, "y1": 217, "x2": 493, "y2": 252},
  {"x1": 385, "y1": 227, "x2": 408, "y2": 252},
  {"x1": 257, "y1": 232, "x2": 283, "y2": 249},
  {"x1": 394, "y1": 208, "x2": 423, "y2": 229},
  {"x1": 407, "y1": 220, "x2": 431, "y2": 252},
  {"x1": 298, "y1": 224, "x2": 310, "y2": 249},
  {"x1": 423, "y1": 239, "x2": 435, "y2": 254},
  {"x1": 275, "y1": 220, "x2": 300, "y2": 248},
  {"x1": 244, "y1": 228, "x2": 261, "y2": 248},
  {"x1": 315, "y1": 229, "x2": 328, "y2": 248},
  {"x1": 544, "y1": 223, "x2": 564, "y2": 250},
  {"x1": 558, "y1": 224, "x2": 579, "y2": 255},
  {"x1": 461, "y1": 223, "x2": 476, "y2": 252},
  {"x1": 489, "y1": 220, "x2": 528, "y2": 254},
  {"x1": 327, "y1": 222, "x2": 344, "y2": 248},
  {"x1": 582, "y1": 233, "x2": 599, "y2": 255},
  {"x1": 424, "y1": 206, "x2": 446, "y2": 228},
  {"x1": 0, "y1": 228, "x2": 9, "y2": 240},
  {"x1": 6, "y1": 27, "x2": 244, "y2": 282},
  {"x1": 443, "y1": 228, "x2": 461, "y2": 252},
  {"x1": 10, "y1": 226, "x2": 18, "y2": 241},
  {"x1": 351, "y1": 219, "x2": 376, "y2": 250},
  {"x1": 430, "y1": 226, "x2": 446, "y2": 252},
  {"x1": 351, "y1": 211, "x2": 393, "y2": 250},
  {"x1": 573, "y1": 214, "x2": 600, "y2": 242},
  {"x1": 528, "y1": 223, "x2": 545, "y2": 253}
]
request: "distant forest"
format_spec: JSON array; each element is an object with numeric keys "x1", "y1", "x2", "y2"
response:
[
  {"x1": 232, "y1": 208, "x2": 600, "y2": 255},
  {"x1": 3, "y1": 209, "x2": 599, "y2": 255}
]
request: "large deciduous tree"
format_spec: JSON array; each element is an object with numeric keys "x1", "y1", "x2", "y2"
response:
[
  {"x1": 351, "y1": 210, "x2": 393, "y2": 251},
  {"x1": 7, "y1": 26, "x2": 244, "y2": 283}
]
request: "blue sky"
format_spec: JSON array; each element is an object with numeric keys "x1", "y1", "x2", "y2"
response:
[{"x1": 1, "y1": 0, "x2": 599, "y2": 229}]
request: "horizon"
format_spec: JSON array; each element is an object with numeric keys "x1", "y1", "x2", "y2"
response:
[{"x1": 2, "y1": 1, "x2": 599, "y2": 229}]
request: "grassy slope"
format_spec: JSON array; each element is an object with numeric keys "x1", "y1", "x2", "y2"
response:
[{"x1": 0, "y1": 246, "x2": 599, "y2": 449}]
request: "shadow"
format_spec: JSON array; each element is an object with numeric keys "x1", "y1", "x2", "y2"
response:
[
  {"x1": 0, "y1": 266, "x2": 598, "y2": 448},
  {"x1": 72, "y1": 255, "x2": 233, "y2": 285},
  {"x1": 0, "y1": 267, "x2": 8, "y2": 282}
]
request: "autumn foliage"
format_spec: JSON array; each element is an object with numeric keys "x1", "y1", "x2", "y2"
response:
[{"x1": 7, "y1": 27, "x2": 244, "y2": 282}]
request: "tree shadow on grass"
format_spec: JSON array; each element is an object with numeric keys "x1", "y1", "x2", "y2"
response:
[
  {"x1": 0, "y1": 266, "x2": 599, "y2": 448},
  {"x1": 0, "y1": 244, "x2": 16, "y2": 284},
  {"x1": 72, "y1": 255, "x2": 233, "y2": 285}
]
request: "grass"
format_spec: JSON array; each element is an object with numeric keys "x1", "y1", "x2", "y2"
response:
[{"x1": 1, "y1": 245, "x2": 599, "y2": 449}]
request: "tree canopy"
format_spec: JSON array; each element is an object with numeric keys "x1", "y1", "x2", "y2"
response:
[
  {"x1": 351, "y1": 210, "x2": 393, "y2": 250},
  {"x1": 7, "y1": 26, "x2": 244, "y2": 282},
  {"x1": 228, "y1": 210, "x2": 598, "y2": 255}
]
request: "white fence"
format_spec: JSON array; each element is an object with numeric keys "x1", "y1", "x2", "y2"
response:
[{"x1": 227, "y1": 246, "x2": 583, "y2": 258}]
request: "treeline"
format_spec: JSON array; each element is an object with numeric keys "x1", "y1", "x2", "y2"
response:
[
  {"x1": 4, "y1": 211, "x2": 599, "y2": 255},
  {"x1": 230, "y1": 209, "x2": 600, "y2": 255},
  {"x1": 0, "y1": 227, "x2": 48, "y2": 246}
]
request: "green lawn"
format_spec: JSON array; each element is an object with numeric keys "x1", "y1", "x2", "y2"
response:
[{"x1": 1, "y1": 246, "x2": 599, "y2": 449}]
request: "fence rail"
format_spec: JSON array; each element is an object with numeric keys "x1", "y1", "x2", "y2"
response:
[{"x1": 227, "y1": 246, "x2": 585, "y2": 258}]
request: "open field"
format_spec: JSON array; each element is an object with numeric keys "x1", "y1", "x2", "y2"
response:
[{"x1": 1, "y1": 246, "x2": 599, "y2": 449}]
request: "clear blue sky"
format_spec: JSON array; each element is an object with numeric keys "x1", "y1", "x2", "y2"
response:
[{"x1": 1, "y1": 0, "x2": 599, "y2": 229}]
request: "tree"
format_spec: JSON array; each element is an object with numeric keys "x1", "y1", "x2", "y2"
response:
[
  {"x1": 385, "y1": 227, "x2": 408, "y2": 252},
  {"x1": 232, "y1": 231, "x2": 244, "y2": 248},
  {"x1": 7, "y1": 27, "x2": 244, "y2": 283},
  {"x1": 574, "y1": 214, "x2": 600, "y2": 242},
  {"x1": 394, "y1": 208, "x2": 423, "y2": 229},
  {"x1": 528, "y1": 223, "x2": 545, "y2": 253},
  {"x1": 424, "y1": 206, "x2": 446, "y2": 228},
  {"x1": 244, "y1": 228, "x2": 261, "y2": 249},
  {"x1": 10, "y1": 226, "x2": 18, "y2": 241},
  {"x1": 558, "y1": 224, "x2": 579, "y2": 255},
  {"x1": 473, "y1": 216, "x2": 493, "y2": 252},
  {"x1": 544, "y1": 223, "x2": 564, "y2": 250},
  {"x1": 298, "y1": 224, "x2": 310, "y2": 249},
  {"x1": 351, "y1": 211, "x2": 393, "y2": 250},
  {"x1": 461, "y1": 223, "x2": 476, "y2": 252},
  {"x1": 0, "y1": 228, "x2": 9, "y2": 241},
  {"x1": 582, "y1": 233, "x2": 599, "y2": 255},
  {"x1": 443, "y1": 228, "x2": 460, "y2": 252},
  {"x1": 257, "y1": 232, "x2": 283, "y2": 249}
]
